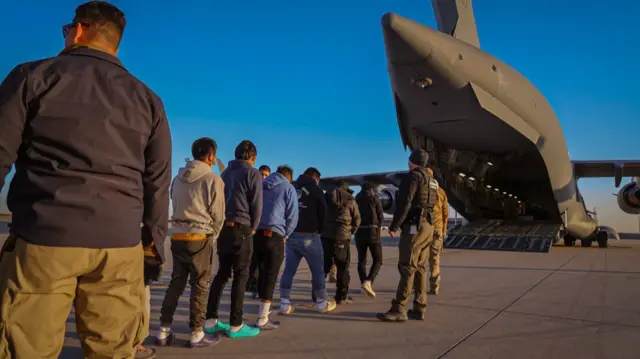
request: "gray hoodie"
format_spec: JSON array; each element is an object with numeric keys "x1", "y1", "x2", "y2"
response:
[{"x1": 170, "y1": 160, "x2": 225, "y2": 238}]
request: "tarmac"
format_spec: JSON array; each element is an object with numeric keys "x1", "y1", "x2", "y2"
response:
[{"x1": 0, "y1": 231, "x2": 638, "y2": 358}]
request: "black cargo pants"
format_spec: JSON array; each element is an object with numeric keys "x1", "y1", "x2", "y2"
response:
[
  {"x1": 321, "y1": 237, "x2": 351, "y2": 301},
  {"x1": 160, "y1": 237, "x2": 214, "y2": 332},
  {"x1": 206, "y1": 223, "x2": 253, "y2": 326}
]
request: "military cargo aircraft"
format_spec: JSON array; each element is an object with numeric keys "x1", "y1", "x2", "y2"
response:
[{"x1": 317, "y1": 0, "x2": 640, "y2": 252}]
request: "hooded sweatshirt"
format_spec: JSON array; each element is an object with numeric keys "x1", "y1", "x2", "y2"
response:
[
  {"x1": 293, "y1": 174, "x2": 327, "y2": 234},
  {"x1": 221, "y1": 159, "x2": 263, "y2": 230},
  {"x1": 170, "y1": 160, "x2": 225, "y2": 238},
  {"x1": 258, "y1": 172, "x2": 299, "y2": 238},
  {"x1": 322, "y1": 187, "x2": 361, "y2": 240}
]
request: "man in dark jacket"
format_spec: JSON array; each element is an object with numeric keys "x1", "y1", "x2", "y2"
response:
[
  {"x1": 0, "y1": 2, "x2": 170, "y2": 357},
  {"x1": 279, "y1": 167, "x2": 336, "y2": 314},
  {"x1": 204, "y1": 140, "x2": 262, "y2": 339},
  {"x1": 377, "y1": 148, "x2": 438, "y2": 323},
  {"x1": 322, "y1": 181, "x2": 361, "y2": 304},
  {"x1": 355, "y1": 182, "x2": 384, "y2": 298}
]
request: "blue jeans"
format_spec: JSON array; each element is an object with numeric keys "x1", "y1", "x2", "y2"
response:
[{"x1": 280, "y1": 232, "x2": 326, "y2": 302}]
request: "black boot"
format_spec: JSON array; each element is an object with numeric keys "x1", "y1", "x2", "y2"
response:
[
  {"x1": 376, "y1": 308, "x2": 408, "y2": 322},
  {"x1": 407, "y1": 309, "x2": 425, "y2": 321}
]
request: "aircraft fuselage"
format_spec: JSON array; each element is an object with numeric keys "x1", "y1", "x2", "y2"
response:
[{"x1": 382, "y1": 13, "x2": 597, "y2": 240}]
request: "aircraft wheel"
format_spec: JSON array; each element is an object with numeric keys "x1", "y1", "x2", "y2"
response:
[
  {"x1": 597, "y1": 231, "x2": 609, "y2": 248},
  {"x1": 581, "y1": 239, "x2": 593, "y2": 247},
  {"x1": 563, "y1": 236, "x2": 575, "y2": 247}
]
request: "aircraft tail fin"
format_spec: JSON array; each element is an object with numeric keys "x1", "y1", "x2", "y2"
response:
[{"x1": 431, "y1": 0, "x2": 480, "y2": 48}]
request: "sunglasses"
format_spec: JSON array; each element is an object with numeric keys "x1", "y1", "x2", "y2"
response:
[{"x1": 62, "y1": 21, "x2": 91, "y2": 38}]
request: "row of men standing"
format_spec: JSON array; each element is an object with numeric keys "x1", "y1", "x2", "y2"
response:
[
  {"x1": 154, "y1": 137, "x2": 391, "y2": 349},
  {"x1": 250, "y1": 165, "x2": 385, "y2": 302}
]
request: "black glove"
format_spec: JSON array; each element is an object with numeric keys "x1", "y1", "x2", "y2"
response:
[{"x1": 143, "y1": 256, "x2": 163, "y2": 286}]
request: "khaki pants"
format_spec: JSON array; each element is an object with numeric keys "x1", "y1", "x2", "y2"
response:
[
  {"x1": 0, "y1": 235, "x2": 147, "y2": 359},
  {"x1": 392, "y1": 219, "x2": 434, "y2": 313},
  {"x1": 428, "y1": 230, "x2": 444, "y2": 290}
]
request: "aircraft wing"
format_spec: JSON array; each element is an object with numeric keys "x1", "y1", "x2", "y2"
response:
[
  {"x1": 318, "y1": 170, "x2": 408, "y2": 190},
  {"x1": 572, "y1": 160, "x2": 640, "y2": 187}
]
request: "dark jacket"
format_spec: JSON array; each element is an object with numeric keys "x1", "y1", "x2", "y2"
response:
[
  {"x1": 221, "y1": 159, "x2": 263, "y2": 230},
  {"x1": 322, "y1": 187, "x2": 361, "y2": 240},
  {"x1": 355, "y1": 186, "x2": 384, "y2": 240},
  {"x1": 293, "y1": 174, "x2": 326, "y2": 234},
  {"x1": 389, "y1": 167, "x2": 435, "y2": 231},
  {"x1": 0, "y1": 47, "x2": 171, "y2": 260}
]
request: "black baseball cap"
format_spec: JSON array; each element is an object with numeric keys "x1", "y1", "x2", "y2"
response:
[{"x1": 409, "y1": 148, "x2": 429, "y2": 167}]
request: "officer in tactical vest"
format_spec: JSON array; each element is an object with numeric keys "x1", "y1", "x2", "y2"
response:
[{"x1": 377, "y1": 149, "x2": 438, "y2": 322}]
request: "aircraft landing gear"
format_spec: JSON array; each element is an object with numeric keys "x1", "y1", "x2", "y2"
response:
[
  {"x1": 597, "y1": 231, "x2": 609, "y2": 248},
  {"x1": 563, "y1": 236, "x2": 575, "y2": 247},
  {"x1": 581, "y1": 238, "x2": 593, "y2": 247}
]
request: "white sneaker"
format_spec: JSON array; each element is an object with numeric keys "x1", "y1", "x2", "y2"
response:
[
  {"x1": 316, "y1": 300, "x2": 336, "y2": 313},
  {"x1": 362, "y1": 281, "x2": 376, "y2": 298},
  {"x1": 279, "y1": 303, "x2": 294, "y2": 315}
]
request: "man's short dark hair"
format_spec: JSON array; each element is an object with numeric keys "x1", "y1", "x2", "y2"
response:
[
  {"x1": 277, "y1": 165, "x2": 293, "y2": 179},
  {"x1": 234, "y1": 140, "x2": 257, "y2": 161},
  {"x1": 337, "y1": 180, "x2": 350, "y2": 191},
  {"x1": 303, "y1": 167, "x2": 321, "y2": 178},
  {"x1": 191, "y1": 137, "x2": 217, "y2": 161},
  {"x1": 74, "y1": 1, "x2": 126, "y2": 47},
  {"x1": 259, "y1": 165, "x2": 271, "y2": 173}
]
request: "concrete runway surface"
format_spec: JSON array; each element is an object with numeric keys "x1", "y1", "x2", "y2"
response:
[{"x1": 0, "y1": 233, "x2": 639, "y2": 358}]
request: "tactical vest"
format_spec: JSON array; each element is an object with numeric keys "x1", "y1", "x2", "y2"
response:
[{"x1": 412, "y1": 167, "x2": 439, "y2": 212}]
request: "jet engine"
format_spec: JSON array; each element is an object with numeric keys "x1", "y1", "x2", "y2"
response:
[
  {"x1": 617, "y1": 182, "x2": 640, "y2": 215},
  {"x1": 376, "y1": 185, "x2": 398, "y2": 215}
]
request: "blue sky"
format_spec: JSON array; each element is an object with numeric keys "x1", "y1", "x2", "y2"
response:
[{"x1": 1, "y1": 0, "x2": 639, "y2": 231}]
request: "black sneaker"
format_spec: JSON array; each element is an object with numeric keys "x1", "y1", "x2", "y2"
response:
[
  {"x1": 407, "y1": 309, "x2": 425, "y2": 321},
  {"x1": 376, "y1": 309, "x2": 408, "y2": 322}
]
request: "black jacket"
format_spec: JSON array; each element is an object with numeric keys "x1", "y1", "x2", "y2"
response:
[
  {"x1": 0, "y1": 47, "x2": 171, "y2": 261},
  {"x1": 322, "y1": 187, "x2": 361, "y2": 240},
  {"x1": 355, "y1": 188, "x2": 384, "y2": 239},
  {"x1": 293, "y1": 175, "x2": 326, "y2": 234}
]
